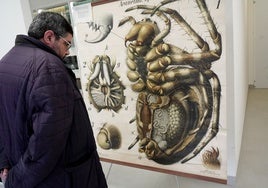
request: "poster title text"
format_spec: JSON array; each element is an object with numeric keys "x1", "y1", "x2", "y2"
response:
[{"x1": 120, "y1": 0, "x2": 150, "y2": 7}]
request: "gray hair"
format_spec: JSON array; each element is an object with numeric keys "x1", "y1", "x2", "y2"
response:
[{"x1": 28, "y1": 11, "x2": 73, "y2": 39}]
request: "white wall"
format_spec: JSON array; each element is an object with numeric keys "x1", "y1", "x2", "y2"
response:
[
  {"x1": 225, "y1": 0, "x2": 236, "y2": 178},
  {"x1": 251, "y1": 0, "x2": 268, "y2": 88},
  {"x1": 0, "y1": 0, "x2": 32, "y2": 58},
  {"x1": 248, "y1": 0, "x2": 255, "y2": 86},
  {"x1": 227, "y1": 0, "x2": 249, "y2": 178}
]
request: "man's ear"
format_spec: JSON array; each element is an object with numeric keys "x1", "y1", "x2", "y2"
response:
[{"x1": 42, "y1": 30, "x2": 56, "y2": 46}]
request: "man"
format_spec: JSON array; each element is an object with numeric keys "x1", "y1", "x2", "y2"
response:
[{"x1": 0, "y1": 12, "x2": 107, "y2": 188}]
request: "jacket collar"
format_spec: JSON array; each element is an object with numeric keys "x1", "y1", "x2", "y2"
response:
[
  {"x1": 15, "y1": 34, "x2": 61, "y2": 59},
  {"x1": 15, "y1": 34, "x2": 77, "y2": 82}
]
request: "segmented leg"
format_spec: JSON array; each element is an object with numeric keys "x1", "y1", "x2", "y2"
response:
[
  {"x1": 181, "y1": 70, "x2": 220, "y2": 163},
  {"x1": 125, "y1": 0, "x2": 222, "y2": 68}
]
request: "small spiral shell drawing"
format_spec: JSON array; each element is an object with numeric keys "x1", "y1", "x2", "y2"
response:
[{"x1": 97, "y1": 123, "x2": 121, "y2": 150}]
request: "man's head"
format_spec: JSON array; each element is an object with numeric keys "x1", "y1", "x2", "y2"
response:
[{"x1": 28, "y1": 12, "x2": 73, "y2": 59}]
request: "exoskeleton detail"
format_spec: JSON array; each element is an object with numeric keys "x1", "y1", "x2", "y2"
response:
[
  {"x1": 119, "y1": 0, "x2": 222, "y2": 164},
  {"x1": 87, "y1": 55, "x2": 125, "y2": 112},
  {"x1": 84, "y1": 13, "x2": 113, "y2": 43}
]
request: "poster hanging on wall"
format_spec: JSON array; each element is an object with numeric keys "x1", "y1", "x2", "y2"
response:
[{"x1": 72, "y1": 0, "x2": 227, "y2": 184}]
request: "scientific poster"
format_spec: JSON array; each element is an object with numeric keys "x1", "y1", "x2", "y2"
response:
[{"x1": 72, "y1": 0, "x2": 227, "y2": 183}]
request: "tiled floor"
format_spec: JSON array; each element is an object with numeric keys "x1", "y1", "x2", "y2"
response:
[{"x1": 101, "y1": 88, "x2": 268, "y2": 188}]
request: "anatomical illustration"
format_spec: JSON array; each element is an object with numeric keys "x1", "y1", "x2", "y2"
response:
[
  {"x1": 118, "y1": 0, "x2": 222, "y2": 164},
  {"x1": 84, "y1": 13, "x2": 113, "y2": 43},
  {"x1": 87, "y1": 55, "x2": 125, "y2": 112},
  {"x1": 97, "y1": 123, "x2": 122, "y2": 150},
  {"x1": 73, "y1": 0, "x2": 226, "y2": 181},
  {"x1": 202, "y1": 147, "x2": 221, "y2": 170}
]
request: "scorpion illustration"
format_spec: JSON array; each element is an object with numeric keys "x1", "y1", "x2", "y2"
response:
[{"x1": 119, "y1": 0, "x2": 222, "y2": 164}]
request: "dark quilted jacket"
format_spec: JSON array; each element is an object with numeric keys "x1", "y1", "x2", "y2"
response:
[{"x1": 0, "y1": 35, "x2": 107, "y2": 188}]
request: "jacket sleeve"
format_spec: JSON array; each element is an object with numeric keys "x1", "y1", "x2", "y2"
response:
[
  {"x1": 5, "y1": 63, "x2": 75, "y2": 187},
  {"x1": 0, "y1": 140, "x2": 10, "y2": 170}
]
